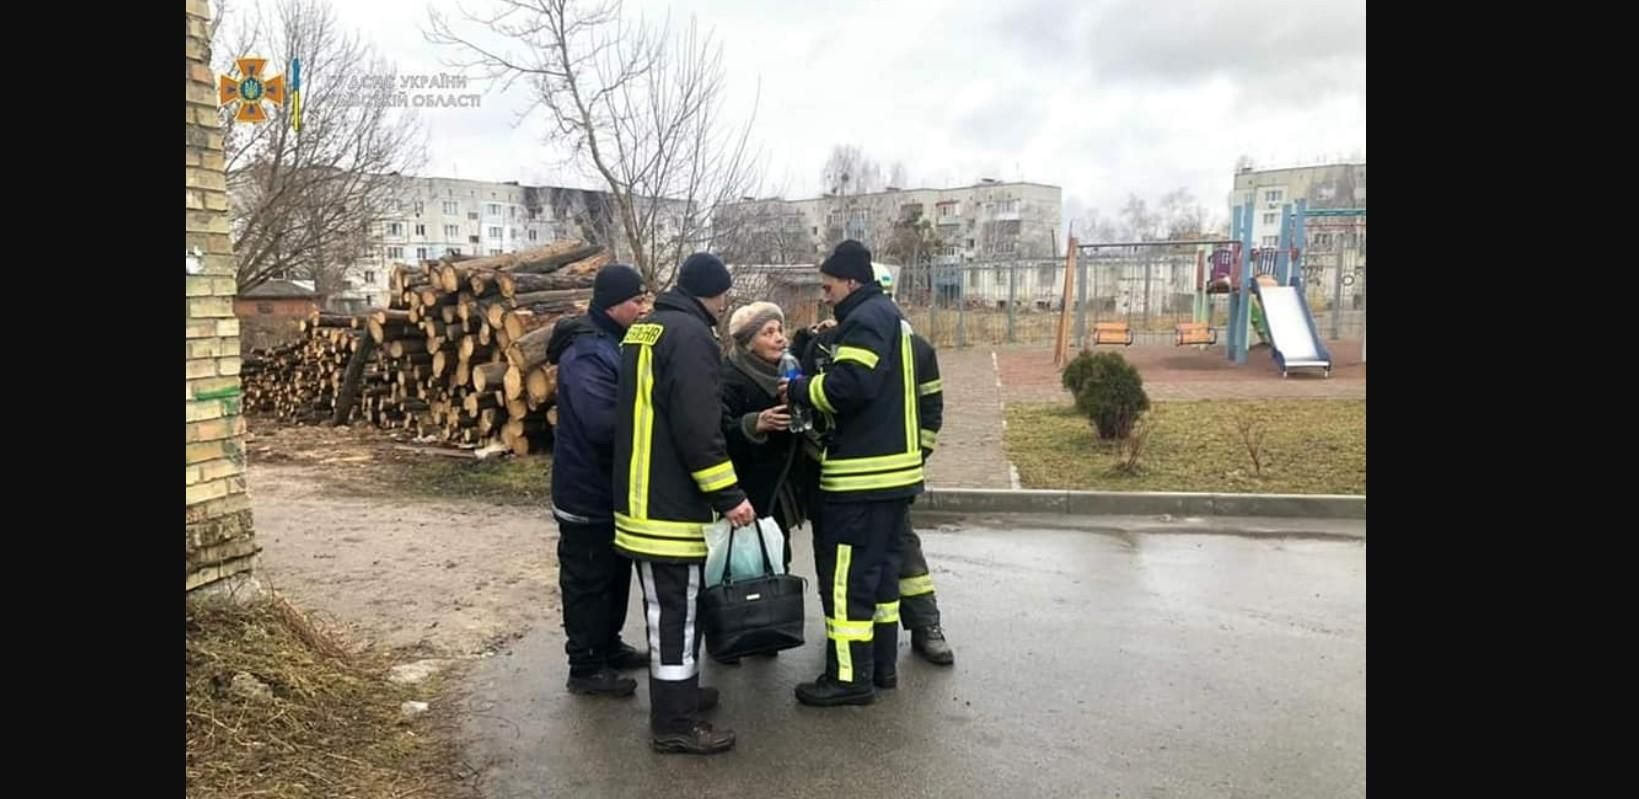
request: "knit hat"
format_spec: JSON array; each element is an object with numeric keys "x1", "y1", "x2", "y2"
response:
[
  {"x1": 591, "y1": 263, "x2": 644, "y2": 310},
  {"x1": 677, "y1": 252, "x2": 733, "y2": 298},
  {"x1": 728, "y1": 301, "x2": 785, "y2": 348},
  {"x1": 820, "y1": 240, "x2": 874, "y2": 285}
]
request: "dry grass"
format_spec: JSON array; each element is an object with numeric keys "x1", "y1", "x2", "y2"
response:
[
  {"x1": 1005, "y1": 399, "x2": 1366, "y2": 494},
  {"x1": 185, "y1": 594, "x2": 477, "y2": 799}
]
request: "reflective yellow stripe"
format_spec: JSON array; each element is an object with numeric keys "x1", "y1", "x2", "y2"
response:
[
  {"x1": 628, "y1": 344, "x2": 655, "y2": 518},
  {"x1": 622, "y1": 323, "x2": 663, "y2": 346},
  {"x1": 614, "y1": 530, "x2": 708, "y2": 560},
  {"x1": 917, "y1": 379, "x2": 943, "y2": 396},
  {"x1": 820, "y1": 450, "x2": 923, "y2": 476},
  {"x1": 819, "y1": 465, "x2": 925, "y2": 493},
  {"x1": 834, "y1": 543, "x2": 854, "y2": 681},
  {"x1": 835, "y1": 345, "x2": 879, "y2": 369},
  {"x1": 899, "y1": 574, "x2": 935, "y2": 597},
  {"x1": 919, "y1": 429, "x2": 938, "y2": 450},
  {"x1": 809, "y1": 373, "x2": 837, "y2": 415},
  {"x1": 873, "y1": 601, "x2": 900, "y2": 624},
  {"x1": 901, "y1": 322, "x2": 918, "y2": 456},
  {"x1": 690, "y1": 460, "x2": 737, "y2": 493},
  {"x1": 615, "y1": 513, "x2": 706, "y2": 539},
  {"x1": 825, "y1": 618, "x2": 873, "y2": 640}
]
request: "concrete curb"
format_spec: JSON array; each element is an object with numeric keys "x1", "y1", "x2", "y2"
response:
[{"x1": 916, "y1": 488, "x2": 1365, "y2": 520}]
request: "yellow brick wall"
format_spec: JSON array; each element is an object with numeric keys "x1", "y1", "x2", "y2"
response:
[{"x1": 186, "y1": 0, "x2": 259, "y2": 593}]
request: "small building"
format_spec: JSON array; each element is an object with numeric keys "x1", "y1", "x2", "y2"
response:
[{"x1": 235, "y1": 280, "x2": 324, "y2": 351}]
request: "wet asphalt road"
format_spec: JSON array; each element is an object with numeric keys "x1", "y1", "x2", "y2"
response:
[{"x1": 459, "y1": 518, "x2": 1366, "y2": 798}]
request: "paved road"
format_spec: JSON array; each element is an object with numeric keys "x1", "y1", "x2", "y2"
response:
[{"x1": 460, "y1": 519, "x2": 1366, "y2": 798}]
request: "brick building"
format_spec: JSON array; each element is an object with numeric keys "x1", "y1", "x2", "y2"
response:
[{"x1": 186, "y1": 0, "x2": 259, "y2": 595}]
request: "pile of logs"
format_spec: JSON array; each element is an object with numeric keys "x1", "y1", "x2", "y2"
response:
[{"x1": 242, "y1": 240, "x2": 612, "y2": 455}]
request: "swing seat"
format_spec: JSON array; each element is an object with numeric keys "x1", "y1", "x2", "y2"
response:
[
  {"x1": 1092, "y1": 322, "x2": 1134, "y2": 346},
  {"x1": 1174, "y1": 322, "x2": 1217, "y2": 346}
]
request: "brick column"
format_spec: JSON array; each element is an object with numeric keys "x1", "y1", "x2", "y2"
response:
[{"x1": 186, "y1": 0, "x2": 259, "y2": 595}]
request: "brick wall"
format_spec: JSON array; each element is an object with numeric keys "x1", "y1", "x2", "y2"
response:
[{"x1": 186, "y1": 0, "x2": 259, "y2": 594}]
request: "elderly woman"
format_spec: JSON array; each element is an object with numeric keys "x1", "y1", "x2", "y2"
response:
[{"x1": 719, "y1": 301, "x2": 809, "y2": 575}]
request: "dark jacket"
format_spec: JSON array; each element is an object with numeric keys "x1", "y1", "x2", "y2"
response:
[
  {"x1": 612, "y1": 290, "x2": 749, "y2": 562},
  {"x1": 547, "y1": 310, "x2": 626, "y2": 523},
  {"x1": 792, "y1": 321, "x2": 942, "y2": 461},
  {"x1": 720, "y1": 355, "x2": 810, "y2": 531},
  {"x1": 911, "y1": 333, "x2": 943, "y2": 460},
  {"x1": 788, "y1": 283, "x2": 924, "y2": 501}
]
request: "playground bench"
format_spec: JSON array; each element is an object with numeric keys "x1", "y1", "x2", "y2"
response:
[
  {"x1": 1174, "y1": 322, "x2": 1218, "y2": 346},
  {"x1": 1091, "y1": 322, "x2": 1134, "y2": 346}
]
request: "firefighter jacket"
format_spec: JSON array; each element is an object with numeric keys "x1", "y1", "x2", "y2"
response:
[
  {"x1": 788, "y1": 283, "x2": 925, "y2": 500},
  {"x1": 792, "y1": 310, "x2": 945, "y2": 465},
  {"x1": 612, "y1": 290, "x2": 748, "y2": 562},
  {"x1": 910, "y1": 332, "x2": 943, "y2": 461}
]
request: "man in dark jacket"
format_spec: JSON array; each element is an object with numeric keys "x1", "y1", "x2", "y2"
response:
[
  {"x1": 547, "y1": 264, "x2": 651, "y2": 697},
  {"x1": 613, "y1": 252, "x2": 755, "y2": 755},
  {"x1": 785, "y1": 240, "x2": 922, "y2": 707}
]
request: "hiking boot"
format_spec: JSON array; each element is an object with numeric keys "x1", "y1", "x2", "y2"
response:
[
  {"x1": 698, "y1": 686, "x2": 719, "y2": 712},
  {"x1": 651, "y1": 722, "x2": 736, "y2": 755},
  {"x1": 606, "y1": 641, "x2": 649, "y2": 671},
  {"x1": 566, "y1": 667, "x2": 637, "y2": 697},
  {"x1": 795, "y1": 674, "x2": 875, "y2": 707},
  {"x1": 912, "y1": 625, "x2": 955, "y2": 666}
]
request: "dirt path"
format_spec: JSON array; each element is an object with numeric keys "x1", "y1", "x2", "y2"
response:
[
  {"x1": 245, "y1": 428, "x2": 561, "y2": 659},
  {"x1": 922, "y1": 347, "x2": 1013, "y2": 489}
]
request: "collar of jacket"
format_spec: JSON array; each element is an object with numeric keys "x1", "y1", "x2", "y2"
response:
[
  {"x1": 832, "y1": 282, "x2": 884, "y2": 322},
  {"x1": 588, "y1": 305, "x2": 628, "y2": 338},
  {"x1": 654, "y1": 288, "x2": 719, "y2": 327}
]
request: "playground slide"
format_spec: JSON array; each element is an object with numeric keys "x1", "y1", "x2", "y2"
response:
[{"x1": 1252, "y1": 283, "x2": 1332, "y2": 377}]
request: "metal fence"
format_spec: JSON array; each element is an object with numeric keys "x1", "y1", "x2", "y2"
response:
[{"x1": 726, "y1": 245, "x2": 1366, "y2": 351}]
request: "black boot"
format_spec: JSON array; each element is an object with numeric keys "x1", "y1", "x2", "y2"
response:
[
  {"x1": 795, "y1": 674, "x2": 875, "y2": 707},
  {"x1": 606, "y1": 640, "x2": 649, "y2": 671},
  {"x1": 873, "y1": 621, "x2": 898, "y2": 690},
  {"x1": 651, "y1": 721, "x2": 735, "y2": 755},
  {"x1": 566, "y1": 666, "x2": 637, "y2": 697}
]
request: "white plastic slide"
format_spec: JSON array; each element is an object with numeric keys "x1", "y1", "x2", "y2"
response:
[{"x1": 1255, "y1": 285, "x2": 1332, "y2": 377}]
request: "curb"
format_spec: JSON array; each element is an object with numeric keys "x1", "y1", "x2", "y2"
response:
[{"x1": 915, "y1": 488, "x2": 1365, "y2": 520}]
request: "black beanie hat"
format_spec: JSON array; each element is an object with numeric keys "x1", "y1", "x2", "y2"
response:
[
  {"x1": 820, "y1": 240, "x2": 874, "y2": 285},
  {"x1": 678, "y1": 252, "x2": 732, "y2": 298},
  {"x1": 592, "y1": 263, "x2": 644, "y2": 310}
]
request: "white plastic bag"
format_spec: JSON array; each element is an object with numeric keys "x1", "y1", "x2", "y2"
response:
[{"x1": 704, "y1": 516, "x2": 786, "y2": 587}]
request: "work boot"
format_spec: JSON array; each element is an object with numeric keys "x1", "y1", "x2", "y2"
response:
[
  {"x1": 795, "y1": 674, "x2": 875, "y2": 707},
  {"x1": 651, "y1": 722, "x2": 736, "y2": 755},
  {"x1": 912, "y1": 625, "x2": 955, "y2": 666},
  {"x1": 698, "y1": 686, "x2": 719, "y2": 712},
  {"x1": 873, "y1": 668, "x2": 897, "y2": 690},
  {"x1": 606, "y1": 640, "x2": 649, "y2": 671},
  {"x1": 566, "y1": 666, "x2": 637, "y2": 697}
]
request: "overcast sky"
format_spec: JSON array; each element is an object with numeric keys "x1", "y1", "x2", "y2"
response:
[{"x1": 298, "y1": 0, "x2": 1365, "y2": 229}]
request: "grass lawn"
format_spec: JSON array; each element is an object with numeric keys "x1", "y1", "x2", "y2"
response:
[
  {"x1": 1005, "y1": 400, "x2": 1365, "y2": 495},
  {"x1": 364, "y1": 454, "x2": 553, "y2": 505}
]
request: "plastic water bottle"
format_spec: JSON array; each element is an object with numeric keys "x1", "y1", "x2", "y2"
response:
[{"x1": 779, "y1": 351, "x2": 812, "y2": 432}]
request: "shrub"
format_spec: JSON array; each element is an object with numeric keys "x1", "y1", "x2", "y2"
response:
[
  {"x1": 1061, "y1": 349, "x2": 1100, "y2": 396},
  {"x1": 1072, "y1": 351, "x2": 1150, "y2": 439}
]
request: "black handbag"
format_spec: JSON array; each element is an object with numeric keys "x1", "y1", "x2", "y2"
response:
[{"x1": 700, "y1": 440, "x2": 808, "y2": 660}]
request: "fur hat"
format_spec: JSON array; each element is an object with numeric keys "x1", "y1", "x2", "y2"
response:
[{"x1": 728, "y1": 301, "x2": 785, "y2": 347}]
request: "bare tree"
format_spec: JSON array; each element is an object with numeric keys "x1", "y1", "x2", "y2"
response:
[
  {"x1": 713, "y1": 198, "x2": 811, "y2": 264},
  {"x1": 820, "y1": 144, "x2": 882, "y2": 197},
  {"x1": 1119, "y1": 194, "x2": 1159, "y2": 242},
  {"x1": 426, "y1": 0, "x2": 763, "y2": 288},
  {"x1": 1075, "y1": 208, "x2": 1119, "y2": 244},
  {"x1": 1158, "y1": 187, "x2": 1207, "y2": 240},
  {"x1": 217, "y1": 0, "x2": 426, "y2": 295},
  {"x1": 886, "y1": 161, "x2": 908, "y2": 189}
]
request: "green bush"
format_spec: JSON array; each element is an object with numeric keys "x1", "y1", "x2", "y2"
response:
[
  {"x1": 1071, "y1": 351, "x2": 1150, "y2": 439},
  {"x1": 1061, "y1": 350, "x2": 1100, "y2": 395}
]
